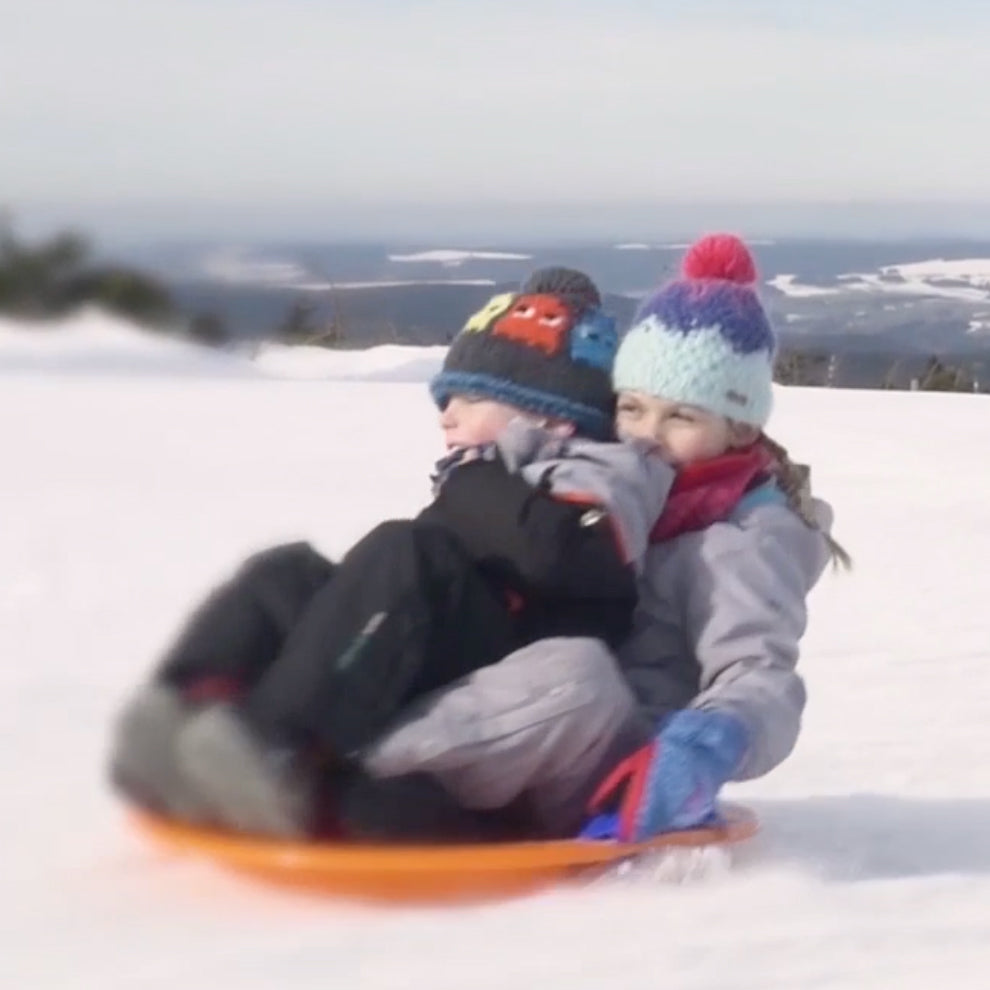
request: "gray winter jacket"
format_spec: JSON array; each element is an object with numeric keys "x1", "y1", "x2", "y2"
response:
[
  {"x1": 500, "y1": 423, "x2": 674, "y2": 571},
  {"x1": 618, "y1": 487, "x2": 833, "y2": 779},
  {"x1": 367, "y1": 439, "x2": 832, "y2": 823}
]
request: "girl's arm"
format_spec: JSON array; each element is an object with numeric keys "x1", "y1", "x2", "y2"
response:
[{"x1": 682, "y1": 509, "x2": 832, "y2": 779}]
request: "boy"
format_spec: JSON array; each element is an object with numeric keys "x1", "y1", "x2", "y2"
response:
[{"x1": 111, "y1": 268, "x2": 672, "y2": 838}]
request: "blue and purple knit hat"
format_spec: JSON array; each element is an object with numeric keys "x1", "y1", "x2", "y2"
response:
[{"x1": 612, "y1": 234, "x2": 776, "y2": 427}]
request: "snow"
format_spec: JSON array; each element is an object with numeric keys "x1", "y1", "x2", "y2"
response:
[
  {"x1": 0, "y1": 310, "x2": 444, "y2": 382},
  {"x1": 201, "y1": 249, "x2": 309, "y2": 286},
  {"x1": 251, "y1": 341, "x2": 446, "y2": 381},
  {"x1": 846, "y1": 271, "x2": 989, "y2": 303},
  {"x1": 0, "y1": 308, "x2": 264, "y2": 378},
  {"x1": 881, "y1": 258, "x2": 990, "y2": 287},
  {"x1": 388, "y1": 249, "x2": 532, "y2": 265},
  {"x1": 767, "y1": 274, "x2": 841, "y2": 297},
  {"x1": 4, "y1": 312, "x2": 990, "y2": 988},
  {"x1": 771, "y1": 260, "x2": 990, "y2": 303},
  {"x1": 293, "y1": 279, "x2": 496, "y2": 291}
]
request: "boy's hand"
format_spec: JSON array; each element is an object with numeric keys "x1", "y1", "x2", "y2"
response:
[{"x1": 495, "y1": 418, "x2": 569, "y2": 473}]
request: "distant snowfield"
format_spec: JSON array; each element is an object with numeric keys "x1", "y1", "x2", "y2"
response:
[
  {"x1": 388, "y1": 249, "x2": 532, "y2": 265},
  {"x1": 769, "y1": 257, "x2": 990, "y2": 303},
  {"x1": 884, "y1": 258, "x2": 990, "y2": 286},
  {"x1": 196, "y1": 247, "x2": 525, "y2": 287},
  {"x1": 612, "y1": 241, "x2": 778, "y2": 252},
  {"x1": 3, "y1": 312, "x2": 990, "y2": 988},
  {"x1": 294, "y1": 279, "x2": 496, "y2": 291},
  {"x1": 766, "y1": 274, "x2": 841, "y2": 298},
  {"x1": 201, "y1": 250, "x2": 307, "y2": 286}
]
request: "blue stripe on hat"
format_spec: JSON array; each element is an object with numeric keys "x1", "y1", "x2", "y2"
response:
[
  {"x1": 429, "y1": 370, "x2": 612, "y2": 439},
  {"x1": 634, "y1": 282, "x2": 774, "y2": 355}
]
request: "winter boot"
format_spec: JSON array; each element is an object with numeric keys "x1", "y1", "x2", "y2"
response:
[
  {"x1": 108, "y1": 682, "x2": 212, "y2": 822},
  {"x1": 176, "y1": 704, "x2": 317, "y2": 838}
]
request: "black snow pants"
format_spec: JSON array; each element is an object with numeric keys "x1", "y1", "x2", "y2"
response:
[{"x1": 156, "y1": 521, "x2": 518, "y2": 759}]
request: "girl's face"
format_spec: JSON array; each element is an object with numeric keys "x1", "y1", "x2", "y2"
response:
[{"x1": 615, "y1": 390, "x2": 758, "y2": 467}]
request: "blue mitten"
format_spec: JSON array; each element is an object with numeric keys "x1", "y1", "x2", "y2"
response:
[{"x1": 579, "y1": 709, "x2": 749, "y2": 842}]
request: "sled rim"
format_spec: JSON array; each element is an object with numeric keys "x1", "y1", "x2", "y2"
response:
[{"x1": 132, "y1": 801, "x2": 758, "y2": 876}]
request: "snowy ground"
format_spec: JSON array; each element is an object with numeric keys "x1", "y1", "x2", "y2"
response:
[{"x1": 3, "y1": 315, "x2": 990, "y2": 988}]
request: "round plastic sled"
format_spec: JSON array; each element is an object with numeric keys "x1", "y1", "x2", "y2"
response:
[{"x1": 133, "y1": 802, "x2": 758, "y2": 903}]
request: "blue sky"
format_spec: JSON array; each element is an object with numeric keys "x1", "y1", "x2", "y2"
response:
[{"x1": 4, "y1": 0, "x2": 990, "y2": 239}]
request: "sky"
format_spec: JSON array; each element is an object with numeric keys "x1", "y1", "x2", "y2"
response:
[{"x1": 4, "y1": 0, "x2": 990, "y2": 241}]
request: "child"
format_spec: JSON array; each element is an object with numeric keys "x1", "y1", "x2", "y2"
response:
[
  {"x1": 355, "y1": 234, "x2": 845, "y2": 841},
  {"x1": 110, "y1": 267, "x2": 672, "y2": 838}
]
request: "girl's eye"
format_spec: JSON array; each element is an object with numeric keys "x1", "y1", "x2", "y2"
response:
[{"x1": 617, "y1": 403, "x2": 640, "y2": 416}]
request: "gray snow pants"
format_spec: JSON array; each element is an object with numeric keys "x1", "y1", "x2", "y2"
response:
[{"x1": 362, "y1": 637, "x2": 652, "y2": 837}]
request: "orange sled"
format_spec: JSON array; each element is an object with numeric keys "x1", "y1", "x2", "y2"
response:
[{"x1": 133, "y1": 803, "x2": 758, "y2": 903}]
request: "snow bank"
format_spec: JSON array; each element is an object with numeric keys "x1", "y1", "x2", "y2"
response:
[
  {"x1": 0, "y1": 309, "x2": 446, "y2": 382},
  {"x1": 251, "y1": 341, "x2": 445, "y2": 381},
  {"x1": 0, "y1": 308, "x2": 264, "y2": 378}
]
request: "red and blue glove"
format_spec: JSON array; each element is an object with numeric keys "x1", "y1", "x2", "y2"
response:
[{"x1": 579, "y1": 709, "x2": 749, "y2": 841}]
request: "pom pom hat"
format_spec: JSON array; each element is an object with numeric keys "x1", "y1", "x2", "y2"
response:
[{"x1": 612, "y1": 234, "x2": 776, "y2": 427}]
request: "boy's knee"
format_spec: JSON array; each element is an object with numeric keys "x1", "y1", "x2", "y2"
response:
[
  {"x1": 500, "y1": 637, "x2": 632, "y2": 707},
  {"x1": 364, "y1": 638, "x2": 637, "y2": 779},
  {"x1": 238, "y1": 542, "x2": 333, "y2": 586}
]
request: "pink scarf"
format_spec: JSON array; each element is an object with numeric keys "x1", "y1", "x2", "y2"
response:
[{"x1": 649, "y1": 443, "x2": 777, "y2": 542}]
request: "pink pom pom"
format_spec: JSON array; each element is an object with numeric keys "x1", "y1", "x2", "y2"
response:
[{"x1": 681, "y1": 234, "x2": 757, "y2": 284}]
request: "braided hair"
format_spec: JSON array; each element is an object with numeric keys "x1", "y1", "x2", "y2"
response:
[{"x1": 761, "y1": 434, "x2": 852, "y2": 570}]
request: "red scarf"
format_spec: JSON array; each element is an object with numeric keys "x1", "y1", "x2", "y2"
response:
[{"x1": 649, "y1": 443, "x2": 777, "y2": 543}]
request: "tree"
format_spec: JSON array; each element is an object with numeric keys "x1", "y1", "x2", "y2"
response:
[
  {"x1": 275, "y1": 298, "x2": 347, "y2": 348},
  {"x1": 0, "y1": 216, "x2": 173, "y2": 325},
  {"x1": 882, "y1": 357, "x2": 905, "y2": 389},
  {"x1": 918, "y1": 355, "x2": 975, "y2": 392},
  {"x1": 276, "y1": 299, "x2": 320, "y2": 341},
  {"x1": 773, "y1": 349, "x2": 831, "y2": 387},
  {"x1": 188, "y1": 311, "x2": 230, "y2": 347}
]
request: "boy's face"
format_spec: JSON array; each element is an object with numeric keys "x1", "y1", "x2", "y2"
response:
[
  {"x1": 615, "y1": 391, "x2": 758, "y2": 467},
  {"x1": 438, "y1": 395, "x2": 524, "y2": 449}
]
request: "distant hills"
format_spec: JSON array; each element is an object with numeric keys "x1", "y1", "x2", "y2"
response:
[{"x1": 121, "y1": 239, "x2": 990, "y2": 390}]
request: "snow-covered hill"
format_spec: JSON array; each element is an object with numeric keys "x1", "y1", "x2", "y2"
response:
[{"x1": 3, "y1": 313, "x2": 989, "y2": 988}]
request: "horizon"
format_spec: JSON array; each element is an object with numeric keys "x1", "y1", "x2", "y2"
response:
[{"x1": 14, "y1": 198, "x2": 990, "y2": 247}]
